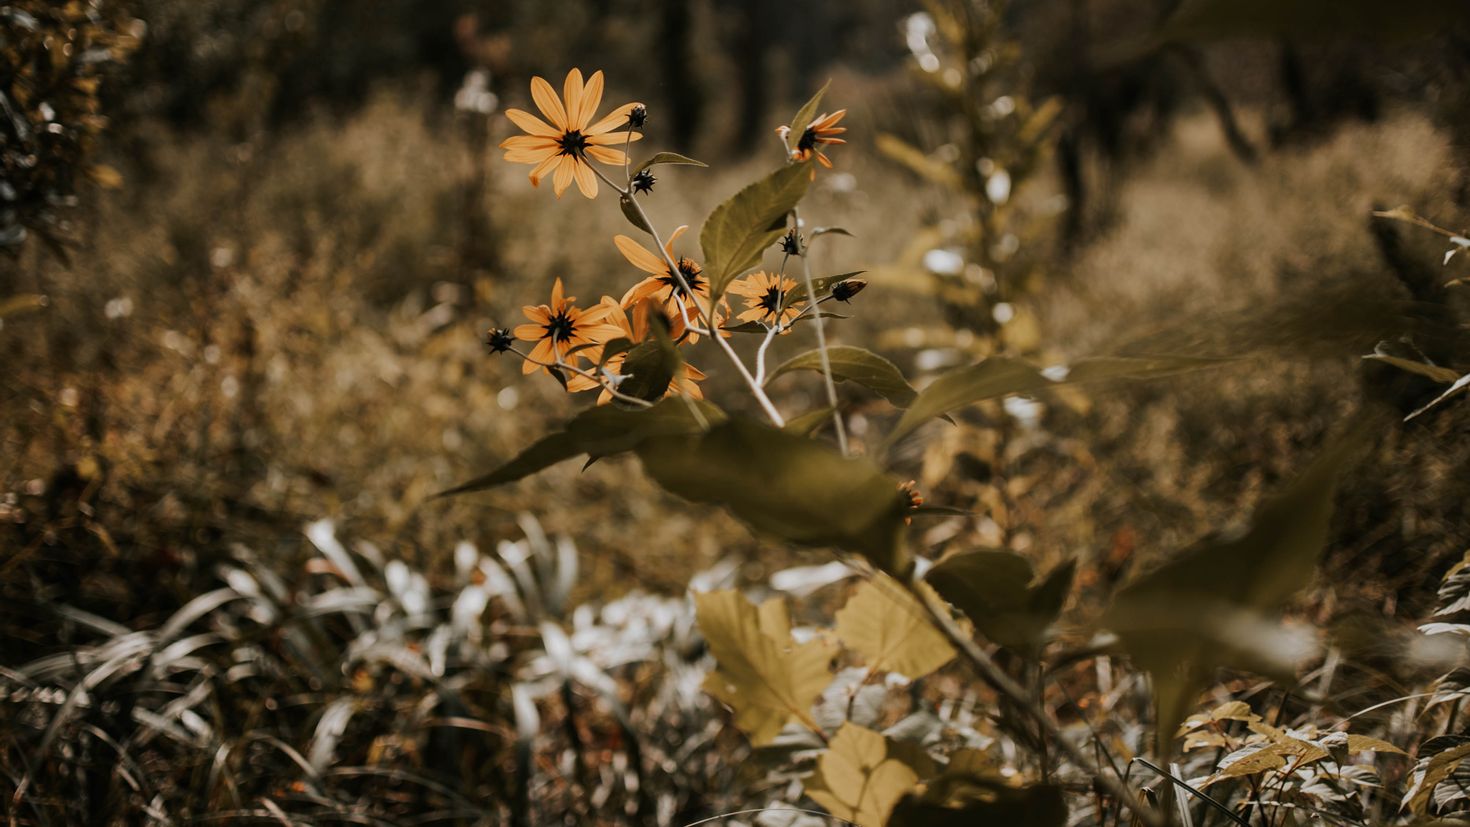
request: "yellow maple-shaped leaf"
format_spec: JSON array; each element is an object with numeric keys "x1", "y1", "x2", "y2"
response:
[
  {"x1": 806, "y1": 723, "x2": 920, "y2": 827},
  {"x1": 695, "y1": 590, "x2": 834, "y2": 745},
  {"x1": 835, "y1": 575, "x2": 956, "y2": 680}
]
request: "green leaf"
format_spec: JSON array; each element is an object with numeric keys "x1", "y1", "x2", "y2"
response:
[
  {"x1": 925, "y1": 551, "x2": 1074, "y2": 650},
  {"x1": 722, "y1": 312, "x2": 850, "y2": 335},
  {"x1": 788, "y1": 79, "x2": 832, "y2": 143},
  {"x1": 887, "y1": 777, "x2": 1067, "y2": 827},
  {"x1": 700, "y1": 163, "x2": 811, "y2": 298},
  {"x1": 805, "y1": 722, "x2": 920, "y2": 827},
  {"x1": 1403, "y1": 736, "x2": 1470, "y2": 815},
  {"x1": 614, "y1": 311, "x2": 680, "y2": 404},
  {"x1": 636, "y1": 418, "x2": 911, "y2": 575},
  {"x1": 884, "y1": 354, "x2": 1227, "y2": 449},
  {"x1": 772, "y1": 346, "x2": 917, "y2": 407},
  {"x1": 782, "y1": 406, "x2": 835, "y2": 437},
  {"x1": 1100, "y1": 418, "x2": 1371, "y2": 757},
  {"x1": 695, "y1": 590, "x2": 834, "y2": 745},
  {"x1": 835, "y1": 575, "x2": 955, "y2": 679},
  {"x1": 437, "y1": 399, "x2": 722, "y2": 497},
  {"x1": 634, "y1": 151, "x2": 708, "y2": 176},
  {"x1": 619, "y1": 193, "x2": 652, "y2": 235}
]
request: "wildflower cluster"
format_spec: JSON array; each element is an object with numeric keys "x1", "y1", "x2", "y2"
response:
[{"x1": 489, "y1": 68, "x2": 863, "y2": 411}]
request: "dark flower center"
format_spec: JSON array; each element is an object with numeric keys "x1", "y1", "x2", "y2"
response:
[
  {"x1": 557, "y1": 130, "x2": 589, "y2": 158},
  {"x1": 797, "y1": 126, "x2": 818, "y2": 152},
  {"x1": 544, "y1": 311, "x2": 577, "y2": 341},
  {"x1": 662, "y1": 258, "x2": 705, "y2": 295},
  {"x1": 758, "y1": 285, "x2": 786, "y2": 313}
]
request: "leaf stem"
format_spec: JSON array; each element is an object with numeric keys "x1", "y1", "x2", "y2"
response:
[
  {"x1": 790, "y1": 207, "x2": 848, "y2": 455},
  {"x1": 509, "y1": 347, "x2": 655, "y2": 409},
  {"x1": 593, "y1": 163, "x2": 787, "y2": 426},
  {"x1": 899, "y1": 574, "x2": 1166, "y2": 827}
]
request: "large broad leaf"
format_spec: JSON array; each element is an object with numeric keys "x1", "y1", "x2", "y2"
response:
[
  {"x1": 438, "y1": 399, "x2": 722, "y2": 497},
  {"x1": 637, "y1": 418, "x2": 911, "y2": 574},
  {"x1": 701, "y1": 163, "x2": 811, "y2": 298},
  {"x1": 804, "y1": 723, "x2": 920, "y2": 827},
  {"x1": 695, "y1": 590, "x2": 835, "y2": 746},
  {"x1": 926, "y1": 551, "x2": 1076, "y2": 651},
  {"x1": 773, "y1": 346, "x2": 918, "y2": 408},
  {"x1": 1100, "y1": 419, "x2": 1370, "y2": 757},
  {"x1": 835, "y1": 575, "x2": 955, "y2": 680},
  {"x1": 884, "y1": 354, "x2": 1227, "y2": 449}
]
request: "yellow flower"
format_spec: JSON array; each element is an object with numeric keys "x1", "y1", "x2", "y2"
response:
[
  {"x1": 500, "y1": 68, "x2": 643, "y2": 199},
  {"x1": 566, "y1": 298, "x2": 706, "y2": 403},
  {"x1": 779, "y1": 109, "x2": 847, "y2": 177},
  {"x1": 614, "y1": 226, "x2": 726, "y2": 341},
  {"x1": 513, "y1": 278, "x2": 623, "y2": 376},
  {"x1": 726, "y1": 271, "x2": 805, "y2": 330}
]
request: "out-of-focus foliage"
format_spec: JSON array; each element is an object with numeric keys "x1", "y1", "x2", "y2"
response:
[{"x1": 0, "y1": 0, "x2": 138, "y2": 254}]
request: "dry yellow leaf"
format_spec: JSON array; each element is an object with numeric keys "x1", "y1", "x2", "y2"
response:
[
  {"x1": 835, "y1": 575, "x2": 956, "y2": 680},
  {"x1": 695, "y1": 590, "x2": 834, "y2": 745},
  {"x1": 806, "y1": 723, "x2": 920, "y2": 827}
]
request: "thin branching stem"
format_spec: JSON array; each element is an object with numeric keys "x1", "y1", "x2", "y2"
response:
[
  {"x1": 790, "y1": 207, "x2": 847, "y2": 455},
  {"x1": 591, "y1": 161, "x2": 786, "y2": 426},
  {"x1": 509, "y1": 347, "x2": 654, "y2": 409},
  {"x1": 899, "y1": 574, "x2": 1166, "y2": 827}
]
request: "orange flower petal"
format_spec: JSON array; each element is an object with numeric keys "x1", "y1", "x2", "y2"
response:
[
  {"x1": 503, "y1": 147, "x2": 558, "y2": 164},
  {"x1": 585, "y1": 130, "x2": 643, "y2": 145},
  {"x1": 586, "y1": 102, "x2": 641, "y2": 135},
  {"x1": 562, "y1": 68, "x2": 585, "y2": 129},
  {"x1": 552, "y1": 158, "x2": 576, "y2": 197},
  {"x1": 530, "y1": 76, "x2": 569, "y2": 131},
  {"x1": 513, "y1": 323, "x2": 545, "y2": 341},
  {"x1": 584, "y1": 145, "x2": 627, "y2": 165},
  {"x1": 504, "y1": 108, "x2": 559, "y2": 137},
  {"x1": 527, "y1": 154, "x2": 560, "y2": 187},
  {"x1": 614, "y1": 235, "x2": 667, "y2": 275},
  {"x1": 500, "y1": 135, "x2": 558, "y2": 151},
  {"x1": 573, "y1": 160, "x2": 598, "y2": 198},
  {"x1": 574, "y1": 70, "x2": 604, "y2": 130}
]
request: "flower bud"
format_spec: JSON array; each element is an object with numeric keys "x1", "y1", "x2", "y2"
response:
[{"x1": 830, "y1": 278, "x2": 867, "y2": 302}]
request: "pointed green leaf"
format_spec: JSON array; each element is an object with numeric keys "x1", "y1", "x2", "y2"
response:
[
  {"x1": 636, "y1": 418, "x2": 911, "y2": 574},
  {"x1": 1101, "y1": 418, "x2": 1371, "y2": 757},
  {"x1": 772, "y1": 346, "x2": 917, "y2": 407},
  {"x1": 884, "y1": 354, "x2": 1228, "y2": 449},
  {"x1": 788, "y1": 79, "x2": 832, "y2": 143},
  {"x1": 925, "y1": 551, "x2": 1073, "y2": 650},
  {"x1": 701, "y1": 163, "x2": 811, "y2": 298},
  {"x1": 634, "y1": 151, "x2": 708, "y2": 176},
  {"x1": 438, "y1": 398, "x2": 723, "y2": 497},
  {"x1": 619, "y1": 192, "x2": 653, "y2": 235},
  {"x1": 783, "y1": 406, "x2": 836, "y2": 437}
]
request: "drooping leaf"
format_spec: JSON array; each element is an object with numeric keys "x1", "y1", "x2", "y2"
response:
[
  {"x1": 633, "y1": 151, "x2": 708, "y2": 176},
  {"x1": 1100, "y1": 418, "x2": 1370, "y2": 756},
  {"x1": 1406, "y1": 373, "x2": 1470, "y2": 421},
  {"x1": 835, "y1": 575, "x2": 955, "y2": 680},
  {"x1": 787, "y1": 79, "x2": 832, "y2": 144},
  {"x1": 619, "y1": 192, "x2": 653, "y2": 235},
  {"x1": 884, "y1": 354, "x2": 1228, "y2": 449},
  {"x1": 773, "y1": 346, "x2": 918, "y2": 408},
  {"x1": 804, "y1": 723, "x2": 920, "y2": 827},
  {"x1": 925, "y1": 551, "x2": 1074, "y2": 650},
  {"x1": 438, "y1": 399, "x2": 722, "y2": 497},
  {"x1": 701, "y1": 163, "x2": 811, "y2": 298},
  {"x1": 637, "y1": 418, "x2": 911, "y2": 574},
  {"x1": 1403, "y1": 736, "x2": 1470, "y2": 815},
  {"x1": 694, "y1": 590, "x2": 835, "y2": 745}
]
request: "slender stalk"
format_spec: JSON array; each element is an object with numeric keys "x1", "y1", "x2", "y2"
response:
[
  {"x1": 509, "y1": 347, "x2": 655, "y2": 409},
  {"x1": 790, "y1": 207, "x2": 847, "y2": 455},
  {"x1": 594, "y1": 162, "x2": 786, "y2": 425},
  {"x1": 899, "y1": 574, "x2": 1165, "y2": 827},
  {"x1": 754, "y1": 326, "x2": 780, "y2": 387}
]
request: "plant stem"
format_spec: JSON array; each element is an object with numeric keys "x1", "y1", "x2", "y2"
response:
[
  {"x1": 900, "y1": 574, "x2": 1165, "y2": 827},
  {"x1": 790, "y1": 206, "x2": 847, "y2": 455},
  {"x1": 594, "y1": 163, "x2": 787, "y2": 426},
  {"x1": 510, "y1": 347, "x2": 655, "y2": 409}
]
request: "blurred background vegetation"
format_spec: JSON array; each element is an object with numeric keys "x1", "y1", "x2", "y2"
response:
[{"x1": 5, "y1": 0, "x2": 1470, "y2": 823}]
